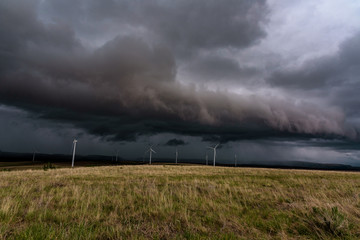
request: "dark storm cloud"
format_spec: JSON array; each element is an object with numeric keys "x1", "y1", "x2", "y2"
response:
[
  {"x1": 26, "y1": 93, "x2": 351, "y2": 143},
  {"x1": 164, "y1": 139, "x2": 187, "y2": 146},
  {"x1": 41, "y1": 0, "x2": 268, "y2": 52},
  {"x1": 302, "y1": 139, "x2": 360, "y2": 151},
  {"x1": 0, "y1": 0, "x2": 355, "y2": 145}
]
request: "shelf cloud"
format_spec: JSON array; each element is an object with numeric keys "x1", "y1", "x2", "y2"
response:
[{"x1": 0, "y1": 0, "x2": 359, "y2": 160}]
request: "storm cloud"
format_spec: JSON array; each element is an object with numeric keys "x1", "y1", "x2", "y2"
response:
[
  {"x1": 0, "y1": 0, "x2": 360, "y2": 159},
  {"x1": 268, "y1": 33, "x2": 360, "y2": 90},
  {"x1": 165, "y1": 139, "x2": 187, "y2": 146}
]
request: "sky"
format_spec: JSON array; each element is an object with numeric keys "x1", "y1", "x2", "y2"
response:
[{"x1": 1, "y1": 0, "x2": 360, "y2": 165}]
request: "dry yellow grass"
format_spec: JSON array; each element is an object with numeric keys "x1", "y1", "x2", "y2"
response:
[{"x1": 1, "y1": 165, "x2": 360, "y2": 239}]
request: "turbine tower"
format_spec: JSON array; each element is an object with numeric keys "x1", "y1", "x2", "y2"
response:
[
  {"x1": 175, "y1": 147, "x2": 178, "y2": 164},
  {"x1": 71, "y1": 139, "x2": 78, "y2": 168},
  {"x1": 146, "y1": 145, "x2": 156, "y2": 164},
  {"x1": 205, "y1": 152, "x2": 208, "y2": 165},
  {"x1": 234, "y1": 153, "x2": 237, "y2": 167},
  {"x1": 32, "y1": 147, "x2": 37, "y2": 163},
  {"x1": 207, "y1": 144, "x2": 219, "y2": 167}
]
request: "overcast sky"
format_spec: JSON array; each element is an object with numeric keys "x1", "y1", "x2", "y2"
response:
[{"x1": 1, "y1": 0, "x2": 360, "y2": 165}]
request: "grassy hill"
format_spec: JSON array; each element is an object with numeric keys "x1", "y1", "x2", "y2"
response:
[{"x1": 1, "y1": 165, "x2": 360, "y2": 239}]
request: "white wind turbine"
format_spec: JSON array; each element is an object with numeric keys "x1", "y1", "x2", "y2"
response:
[
  {"x1": 175, "y1": 147, "x2": 178, "y2": 164},
  {"x1": 205, "y1": 152, "x2": 208, "y2": 165},
  {"x1": 32, "y1": 147, "x2": 38, "y2": 163},
  {"x1": 207, "y1": 144, "x2": 219, "y2": 167},
  {"x1": 146, "y1": 145, "x2": 156, "y2": 164},
  {"x1": 234, "y1": 153, "x2": 237, "y2": 167},
  {"x1": 71, "y1": 139, "x2": 78, "y2": 168}
]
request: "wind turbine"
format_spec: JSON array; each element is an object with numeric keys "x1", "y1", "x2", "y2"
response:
[
  {"x1": 207, "y1": 144, "x2": 219, "y2": 167},
  {"x1": 205, "y1": 152, "x2": 208, "y2": 165},
  {"x1": 145, "y1": 145, "x2": 156, "y2": 164},
  {"x1": 175, "y1": 147, "x2": 178, "y2": 164},
  {"x1": 71, "y1": 139, "x2": 78, "y2": 168},
  {"x1": 234, "y1": 153, "x2": 237, "y2": 167}
]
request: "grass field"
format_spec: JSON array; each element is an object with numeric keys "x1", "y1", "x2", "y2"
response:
[{"x1": 1, "y1": 165, "x2": 360, "y2": 239}]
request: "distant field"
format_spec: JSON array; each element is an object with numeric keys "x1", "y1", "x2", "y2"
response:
[
  {"x1": 1, "y1": 165, "x2": 360, "y2": 239},
  {"x1": 0, "y1": 161, "x2": 117, "y2": 171}
]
